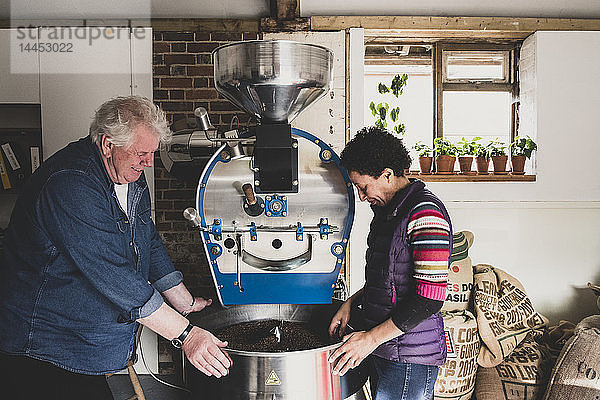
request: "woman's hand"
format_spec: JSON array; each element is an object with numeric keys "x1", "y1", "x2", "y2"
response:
[
  {"x1": 327, "y1": 331, "x2": 378, "y2": 376},
  {"x1": 328, "y1": 318, "x2": 404, "y2": 376},
  {"x1": 328, "y1": 300, "x2": 352, "y2": 339}
]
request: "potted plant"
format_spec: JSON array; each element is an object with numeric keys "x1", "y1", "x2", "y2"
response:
[
  {"x1": 413, "y1": 141, "x2": 433, "y2": 174},
  {"x1": 509, "y1": 136, "x2": 537, "y2": 175},
  {"x1": 433, "y1": 137, "x2": 458, "y2": 174},
  {"x1": 488, "y1": 138, "x2": 508, "y2": 175},
  {"x1": 473, "y1": 141, "x2": 492, "y2": 175},
  {"x1": 457, "y1": 136, "x2": 482, "y2": 175}
]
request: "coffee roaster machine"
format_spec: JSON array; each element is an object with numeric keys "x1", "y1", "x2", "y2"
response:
[{"x1": 161, "y1": 40, "x2": 367, "y2": 400}]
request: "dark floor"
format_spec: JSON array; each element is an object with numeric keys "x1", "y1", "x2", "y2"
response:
[{"x1": 107, "y1": 373, "x2": 192, "y2": 400}]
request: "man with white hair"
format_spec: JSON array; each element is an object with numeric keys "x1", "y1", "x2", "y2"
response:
[{"x1": 0, "y1": 96, "x2": 231, "y2": 399}]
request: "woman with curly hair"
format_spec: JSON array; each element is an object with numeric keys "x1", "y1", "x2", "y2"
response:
[{"x1": 328, "y1": 126, "x2": 453, "y2": 400}]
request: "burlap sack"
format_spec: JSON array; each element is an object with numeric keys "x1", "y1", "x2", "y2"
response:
[
  {"x1": 537, "y1": 320, "x2": 576, "y2": 361},
  {"x1": 543, "y1": 315, "x2": 600, "y2": 400},
  {"x1": 474, "y1": 331, "x2": 554, "y2": 400},
  {"x1": 442, "y1": 231, "x2": 475, "y2": 312},
  {"x1": 434, "y1": 310, "x2": 479, "y2": 400},
  {"x1": 588, "y1": 282, "x2": 600, "y2": 311},
  {"x1": 473, "y1": 264, "x2": 548, "y2": 367}
]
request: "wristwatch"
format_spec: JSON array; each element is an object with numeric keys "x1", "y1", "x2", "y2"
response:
[{"x1": 171, "y1": 323, "x2": 194, "y2": 348}]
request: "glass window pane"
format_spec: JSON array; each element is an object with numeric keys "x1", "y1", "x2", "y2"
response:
[
  {"x1": 444, "y1": 51, "x2": 507, "y2": 81},
  {"x1": 443, "y1": 91, "x2": 511, "y2": 147},
  {"x1": 364, "y1": 65, "x2": 433, "y2": 170}
]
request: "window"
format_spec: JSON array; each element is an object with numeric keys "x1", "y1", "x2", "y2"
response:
[
  {"x1": 442, "y1": 50, "x2": 510, "y2": 83},
  {"x1": 365, "y1": 39, "x2": 523, "y2": 177},
  {"x1": 364, "y1": 42, "x2": 434, "y2": 164},
  {"x1": 364, "y1": 63, "x2": 433, "y2": 163},
  {"x1": 436, "y1": 44, "x2": 519, "y2": 160}
]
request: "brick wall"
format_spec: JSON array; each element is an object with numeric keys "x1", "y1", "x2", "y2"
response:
[
  {"x1": 152, "y1": 29, "x2": 261, "y2": 372},
  {"x1": 153, "y1": 30, "x2": 260, "y2": 293}
]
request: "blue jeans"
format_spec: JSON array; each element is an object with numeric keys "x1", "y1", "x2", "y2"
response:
[{"x1": 369, "y1": 356, "x2": 438, "y2": 400}]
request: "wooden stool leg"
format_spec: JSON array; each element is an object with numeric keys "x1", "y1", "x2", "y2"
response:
[{"x1": 127, "y1": 361, "x2": 146, "y2": 400}]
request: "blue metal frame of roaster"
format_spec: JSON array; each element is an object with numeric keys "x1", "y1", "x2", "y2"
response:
[{"x1": 196, "y1": 127, "x2": 355, "y2": 305}]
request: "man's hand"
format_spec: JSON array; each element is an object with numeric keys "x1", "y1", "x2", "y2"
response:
[
  {"x1": 188, "y1": 297, "x2": 212, "y2": 314},
  {"x1": 327, "y1": 331, "x2": 378, "y2": 376},
  {"x1": 183, "y1": 327, "x2": 232, "y2": 378},
  {"x1": 161, "y1": 283, "x2": 212, "y2": 316}
]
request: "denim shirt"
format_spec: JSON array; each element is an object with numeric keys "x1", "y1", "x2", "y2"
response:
[{"x1": 0, "y1": 136, "x2": 182, "y2": 374}]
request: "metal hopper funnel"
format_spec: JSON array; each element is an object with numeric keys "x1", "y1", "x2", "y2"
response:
[{"x1": 212, "y1": 40, "x2": 333, "y2": 124}]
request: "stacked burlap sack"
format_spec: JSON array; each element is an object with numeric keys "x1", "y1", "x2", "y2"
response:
[
  {"x1": 472, "y1": 264, "x2": 549, "y2": 368},
  {"x1": 435, "y1": 231, "x2": 480, "y2": 400},
  {"x1": 589, "y1": 282, "x2": 600, "y2": 311},
  {"x1": 434, "y1": 231, "x2": 560, "y2": 400},
  {"x1": 542, "y1": 315, "x2": 600, "y2": 399},
  {"x1": 435, "y1": 310, "x2": 480, "y2": 400},
  {"x1": 475, "y1": 330, "x2": 555, "y2": 400},
  {"x1": 442, "y1": 231, "x2": 475, "y2": 312},
  {"x1": 472, "y1": 263, "x2": 558, "y2": 400},
  {"x1": 434, "y1": 231, "x2": 599, "y2": 400}
]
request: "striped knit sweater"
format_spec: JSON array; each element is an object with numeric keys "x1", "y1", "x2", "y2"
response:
[{"x1": 407, "y1": 202, "x2": 451, "y2": 302}]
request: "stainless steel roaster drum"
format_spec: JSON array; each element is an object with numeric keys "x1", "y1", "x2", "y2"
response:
[{"x1": 183, "y1": 302, "x2": 368, "y2": 400}]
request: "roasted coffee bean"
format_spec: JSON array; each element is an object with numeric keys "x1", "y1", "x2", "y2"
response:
[{"x1": 215, "y1": 319, "x2": 338, "y2": 352}]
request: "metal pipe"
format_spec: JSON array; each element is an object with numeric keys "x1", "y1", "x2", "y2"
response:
[
  {"x1": 242, "y1": 183, "x2": 257, "y2": 205},
  {"x1": 197, "y1": 224, "x2": 339, "y2": 234}
]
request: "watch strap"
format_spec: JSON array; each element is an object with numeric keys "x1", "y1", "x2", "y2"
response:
[{"x1": 171, "y1": 323, "x2": 194, "y2": 348}]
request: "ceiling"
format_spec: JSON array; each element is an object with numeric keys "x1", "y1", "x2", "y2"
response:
[{"x1": 2, "y1": 0, "x2": 599, "y2": 21}]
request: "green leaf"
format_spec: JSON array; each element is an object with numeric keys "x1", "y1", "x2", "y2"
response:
[
  {"x1": 377, "y1": 103, "x2": 388, "y2": 121},
  {"x1": 390, "y1": 107, "x2": 400, "y2": 122},
  {"x1": 391, "y1": 74, "x2": 408, "y2": 97},
  {"x1": 369, "y1": 101, "x2": 377, "y2": 117},
  {"x1": 394, "y1": 124, "x2": 406, "y2": 135},
  {"x1": 374, "y1": 119, "x2": 387, "y2": 129},
  {"x1": 378, "y1": 83, "x2": 390, "y2": 94}
]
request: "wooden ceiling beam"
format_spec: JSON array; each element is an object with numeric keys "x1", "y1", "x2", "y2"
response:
[
  {"x1": 150, "y1": 18, "x2": 259, "y2": 32},
  {"x1": 262, "y1": 0, "x2": 308, "y2": 32},
  {"x1": 311, "y1": 16, "x2": 600, "y2": 37},
  {"x1": 270, "y1": 0, "x2": 300, "y2": 21}
]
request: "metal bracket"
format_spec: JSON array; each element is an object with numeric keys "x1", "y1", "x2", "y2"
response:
[
  {"x1": 210, "y1": 218, "x2": 223, "y2": 240},
  {"x1": 318, "y1": 217, "x2": 332, "y2": 240},
  {"x1": 296, "y1": 222, "x2": 304, "y2": 241},
  {"x1": 265, "y1": 195, "x2": 288, "y2": 217}
]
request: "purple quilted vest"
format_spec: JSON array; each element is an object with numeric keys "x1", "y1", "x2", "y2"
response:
[{"x1": 362, "y1": 179, "x2": 452, "y2": 365}]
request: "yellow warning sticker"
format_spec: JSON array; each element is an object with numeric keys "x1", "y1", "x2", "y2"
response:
[{"x1": 265, "y1": 370, "x2": 281, "y2": 386}]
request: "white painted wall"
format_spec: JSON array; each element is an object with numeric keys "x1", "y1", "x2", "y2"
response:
[
  {"x1": 349, "y1": 31, "x2": 600, "y2": 324},
  {"x1": 264, "y1": 31, "x2": 347, "y2": 153}
]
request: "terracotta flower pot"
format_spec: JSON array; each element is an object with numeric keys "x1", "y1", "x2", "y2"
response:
[
  {"x1": 476, "y1": 157, "x2": 489, "y2": 175},
  {"x1": 435, "y1": 155, "x2": 456, "y2": 174},
  {"x1": 458, "y1": 156, "x2": 474, "y2": 175},
  {"x1": 492, "y1": 155, "x2": 509, "y2": 175},
  {"x1": 511, "y1": 155, "x2": 526, "y2": 175},
  {"x1": 418, "y1": 156, "x2": 433, "y2": 174}
]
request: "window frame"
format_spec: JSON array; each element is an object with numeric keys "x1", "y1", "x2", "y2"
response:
[
  {"x1": 434, "y1": 42, "x2": 520, "y2": 143},
  {"x1": 363, "y1": 38, "x2": 531, "y2": 180},
  {"x1": 442, "y1": 49, "x2": 510, "y2": 84}
]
